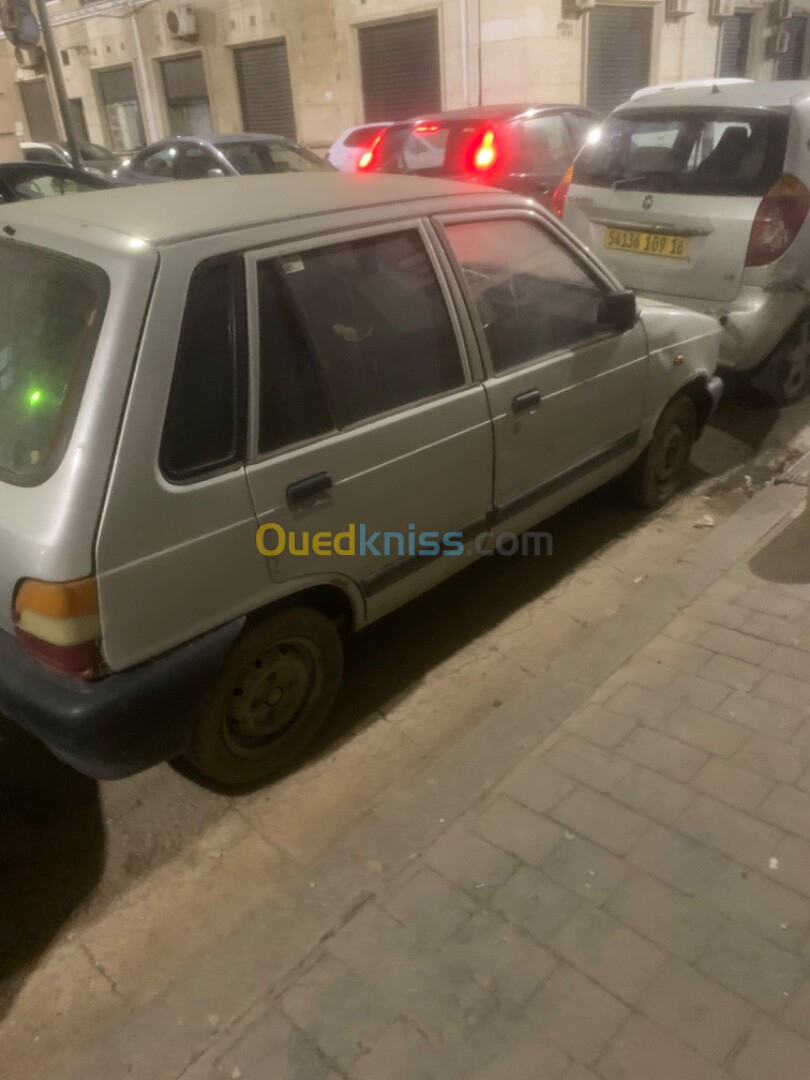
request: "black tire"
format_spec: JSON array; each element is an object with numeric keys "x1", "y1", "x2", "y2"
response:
[
  {"x1": 186, "y1": 606, "x2": 343, "y2": 786},
  {"x1": 766, "y1": 320, "x2": 810, "y2": 406},
  {"x1": 623, "y1": 394, "x2": 697, "y2": 510}
]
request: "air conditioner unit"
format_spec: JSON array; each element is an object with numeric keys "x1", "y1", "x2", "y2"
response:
[
  {"x1": 770, "y1": 0, "x2": 791, "y2": 22},
  {"x1": 165, "y1": 5, "x2": 198, "y2": 40},
  {"x1": 709, "y1": 0, "x2": 735, "y2": 18},
  {"x1": 773, "y1": 27, "x2": 791, "y2": 52},
  {"x1": 666, "y1": 0, "x2": 692, "y2": 17},
  {"x1": 562, "y1": 0, "x2": 596, "y2": 16},
  {"x1": 14, "y1": 45, "x2": 44, "y2": 70}
]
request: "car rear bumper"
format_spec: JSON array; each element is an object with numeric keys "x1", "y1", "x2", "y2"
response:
[
  {"x1": 639, "y1": 286, "x2": 807, "y2": 373},
  {"x1": 0, "y1": 620, "x2": 243, "y2": 780}
]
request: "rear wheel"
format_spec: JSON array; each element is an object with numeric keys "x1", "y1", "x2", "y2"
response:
[
  {"x1": 624, "y1": 394, "x2": 697, "y2": 510},
  {"x1": 767, "y1": 319, "x2": 810, "y2": 406},
  {"x1": 186, "y1": 607, "x2": 343, "y2": 787}
]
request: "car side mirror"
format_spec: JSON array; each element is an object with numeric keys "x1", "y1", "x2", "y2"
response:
[
  {"x1": 598, "y1": 289, "x2": 637, "y2": 334},
  {"x1": 207, "y1": 167, "x2": 225, "y2": 179}
]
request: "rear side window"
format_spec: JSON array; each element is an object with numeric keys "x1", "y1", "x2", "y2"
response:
[
  {"x1": 160, "y1": 260, "x2": 245, "y2": 481},
  {"x1": 0, "y1": 243, "x2": 108, "y2": 485},
  {"x1": 518, "y1": 115, "x2": 574, "y2": 171},
  {"x1": 343, "y1": 125, "x2": 386, "y2": 148},
  {"x1": 574, "y1": 111, "x2": 788, "y2": 196},
  {"x1": 256, "y1": 230, "x2": 465, "y2": 452}
]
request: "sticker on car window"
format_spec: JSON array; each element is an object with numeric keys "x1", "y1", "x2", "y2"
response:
[{"x1": 281, "y1": 256, "x2": 305, "y2": 275}]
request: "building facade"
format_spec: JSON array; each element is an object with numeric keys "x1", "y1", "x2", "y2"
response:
[{"x1": 5, "y1": 0, "x2": 810, "y2": 156}]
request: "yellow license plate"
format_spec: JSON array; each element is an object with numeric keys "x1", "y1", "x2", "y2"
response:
[{"x1": 604, "y1": 228, "x2": 690, "y2": 260}]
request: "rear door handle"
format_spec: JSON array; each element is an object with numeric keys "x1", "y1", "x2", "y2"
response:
[
  {"x1": 512, "y1": 389, "x2": 542, "y2": 413},
  {"x1": 286, "y1": 471, "x2": 332, "y2": 506}
]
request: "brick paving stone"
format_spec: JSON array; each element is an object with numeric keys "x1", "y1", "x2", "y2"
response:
[
  {"x1": 423, "y1": 823, "x2": 518, "y2": 899},
  {"x1": 718, "y1": 691, "x2": 804, "y2": 741},
  {"x1": 771, "y1": 834, "x2": 810, "y2": 899},
  {"x1": 549, "y1": 787, "x2": 648, "y2": 856},
  {"x1": 560, "y1": 1066, "x2": 599, "y2": 1080},
  {"x1": 641, "y1": 634, "x2": 714, "y2": 673},
  {"x1": 596, "y1": 1014, "x2": 727, "y2": 1080},
  {"x1": 465, "y1": 1019, "x2": 571, "y2": 1080},
  {"x1": 780, "y1": 978, "x2": 810, "y2": 1041},
  {"x1": 731, "y1": 1018, "x2": 810, "y2": 1080},
  {"x1": 525, "y1": 962, "x2": 629, "y2": 1064},
  {"x1": 349, "y1": 1018, "x2": 442, "y2": 1080},
  {"x1": 602, "y1": 683, "x2": 677, "y2": 724},
  {"x1": 676, "y1": 795, "x2": 781, "y2": 868},
  {"x1": 443, "y1": 910, "x2": 556, "y2": 1005},
  {"x1": 590, "y1": 658, "x2": 675, "y2": 705},
  {"x1": 658, "y1": 705, "x2": 748, "y2": 757},
  {"x1": 735, "y1": 611, "x2": 807, "y2": 649},
  {"x1": 765, "y1": 645, "x2": 810, "y2": 685},
  {"x1": 496, "y1": 757, "x2": 575, "y2": 816},
  {"x1": 565, "y1": 703, "x2": 639, "y2": 748},
  {"x1": 216, "y1": 1007, "x2": 338, "y2": 1080},
  {"x1": 628, "y1": 822, "x2": 724, "y2": 895},
  {"x1": 470, "y1": 797, "x2": 563, "y2": 866},
  {"x1": 543, "y1": 735, "x2": 634, "y2": 793},
  {"x1": 758, "y1": 784, "x2": 810, "y2": 843},
  {"x1": 738, "y1": 587, "x2": 807, "y2": 621},
  {"x1": 663, "y1": 612, "x2": 712, "y2": 644},
  {"x1": 384, "y1": 868, "x2": 475, "y2": 948},
  {"x1": 699, "y1": 626, "x2": 774, "y2": 665},
  {"x1": 731, "y1": 733, "x2": 808, "y2": 784},
  {"x1": 280, "y1": 956, "x2": 396, "y2": 1070},
  {"x1": 605, "y1": 871, "x2": 726, "y2": 962},
  {"x1": 617, "y1": 726, "x2": 708, "y2": 782},
  {"x1": 661, "y1": 672, "x2": 731, "y2": 713},
  {"x1": 698, "y1": 924, "x2": 804, "y2": 1012},
  {"x1": 325, "y1": 902, "x2": 416, "y2": 980},
  {"x1": 691, "y1": 757, "x2": 774, "y2": 812},
  {"x1": 610, "y1": 765, "x2": 694, "y2": 825},
  {"x1": 641, "y1": 957, "x2": 755, "y2": 1064},
  {"x1": 696, "y1": 861, "x2": 810, "y2": 950},
  {"x1": 490, "y1": 865, "x2": 581, "y2": 944},
  {"x1": 549, "y1": 906, "x2": 666, "y2": 1004},
  {"x1": 756, "y1": 672, "x2": 810, "y2": 714},
  {"x1": 540, "y1": 835, "x2": 629, "y2": 902},
  {"x1": 701, "y1": 654, "x2": 766, "y2": 692}
]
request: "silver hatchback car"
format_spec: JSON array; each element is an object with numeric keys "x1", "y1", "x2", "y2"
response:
[
  {"x1": 562, "y1": 81, "x2": 810, "y2": 404},
  {"x1": 0, "y1": 174, "x2": 721, "y2": 785}
]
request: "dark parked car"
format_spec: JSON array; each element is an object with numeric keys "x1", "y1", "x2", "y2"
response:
[
  {"x1": 116, "y1": 133, "x2": 334, "y2": 184},
  {"x1": 0, "y1": 162, "x2": 113, "y2": 203},
  {"x1": 21, "y1": 140, "x2": 120, "y2": 178},
  {"x1": 362, "y1": 105, "x2": 600, "y2": 207}
]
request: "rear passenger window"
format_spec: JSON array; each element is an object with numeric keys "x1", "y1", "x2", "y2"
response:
[
  {"x1": 256, "y1": 230, "x2": 465, "y2": 452},
  {"x1": 519, "y1": 115, "x2": 574, "y2": 171},
  {"x1": 160, "y1": 260, "x2": 245, "y2": 481}
]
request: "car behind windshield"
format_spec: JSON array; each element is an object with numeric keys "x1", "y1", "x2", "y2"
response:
[
  {"x1": 218, "y1": 140, "x2": 331, "y2": 175},
  {"x1": 574, "y1": 110, "x2": 788, "y2": 196}
]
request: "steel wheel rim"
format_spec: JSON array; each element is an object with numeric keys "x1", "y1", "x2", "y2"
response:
[
  {"x1": 223, "y1": 637, "x2": 322, "y2": 758},
  {"x1": 654, "y1": 423, "x2": 688, "y2": 487}
]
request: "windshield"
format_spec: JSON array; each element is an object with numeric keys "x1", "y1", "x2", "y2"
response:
[
  {"x1": 573, "y1": 110, "x2": 788, "y2": 196},
  {"x1": 218, "y1": 141, "x2": 332, "y2": 175},
  {"x1": 0, "y1": 244, "x2": 108, "y2": 485}
]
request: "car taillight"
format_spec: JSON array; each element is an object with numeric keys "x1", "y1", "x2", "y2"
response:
[
  {"x1": 13, "y1": 576, "x2": 102, "y2": 680},
  {"x1": 472, "y1": 128, "x2": 498, "y2": 172},
  {"x1": 745, "y1": 173, "x2": 810, "y2": 268},
  {"x1": 414, "y1": 122, "x2": 440, "y2": 133},
  {"x1": 357, "y1": 131, "x2": 384, "y2": 171},
  {"x1": 552, "y1": 165, "x2": 574, "y2": 218}
]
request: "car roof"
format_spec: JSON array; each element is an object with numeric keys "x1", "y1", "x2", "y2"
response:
[
  {"x1": 159, "y1": 133, "x2": 292, "y2": 146},
  {"x1": 407, "y1": 104, "x2": 590, "y2": 124},
  {"x1": 616, "y1": 79, "x2": 810, "y2": 114},
  {"x1": 0, "y1": 172, "x2": 504, "y2": 247}
]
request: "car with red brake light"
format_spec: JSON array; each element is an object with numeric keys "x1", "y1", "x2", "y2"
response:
[
  {"x1": 361, "y1": 105, "x2": 599, "y2": 208},
  {"x1": 560, "y1": 80, "x2": 810, "y2": 404}
]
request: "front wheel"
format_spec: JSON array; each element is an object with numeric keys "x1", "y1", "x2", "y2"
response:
[
  {"x1": 186, "y1": 607, "x2": 343, "y2": 787},
  {"x1": 623, "y1": 394, "x2": 697, "y2": 510}
]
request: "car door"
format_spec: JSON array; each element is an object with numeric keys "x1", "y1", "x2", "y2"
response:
[
  {"x1": 509, "y1": 113, "x2": 579, "y2": 203},
  {"x1": 244, "y1": 221, "x2": 494, "y2": 618},
  {"x1": 438, "y1": 211, "x2": 648, "y2": 532}
]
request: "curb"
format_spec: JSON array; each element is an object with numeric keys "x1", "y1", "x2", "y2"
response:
[{"x1": 53, "y1": 478, "x2": 807, "y2": 1080}]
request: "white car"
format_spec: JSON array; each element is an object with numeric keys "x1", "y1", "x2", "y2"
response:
[
  {"x1": 326, "y1": 122, "x2": 392, "y2": 171},
  {"x1": 561, "y1": 80, "x2": 810, "y2": 404}
]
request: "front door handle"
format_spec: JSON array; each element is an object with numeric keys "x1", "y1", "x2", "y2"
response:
[
  {"x1": 286, "y1": 471, "x2": 332, "y2": 506},
  {"x1": 512, "y1": 389, "x2": 542, "y2": 413}
]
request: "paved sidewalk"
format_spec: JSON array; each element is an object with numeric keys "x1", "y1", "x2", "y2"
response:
[{"x1": 56, "y1": 476, "x2": 810, "y2": 1080}]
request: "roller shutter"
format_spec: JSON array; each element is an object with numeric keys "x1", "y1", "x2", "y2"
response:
[
  {"x1": 18, "y1": 78, "x2": 58, "y2": 141},
  {"x1": 776, "y1": 15, "x2": 807, "y2": 79},
  {"x1": 359, "y1": 14, "x2": 441, "y2": 122},
  {"x1": 586, "y1": 6, "x2": 653, "y2": 113},
  {"x1": 234, "y1": 41, "x2": 296, "y2": 138}
]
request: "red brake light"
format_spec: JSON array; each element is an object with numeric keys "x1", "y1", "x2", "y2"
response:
[
  {"x1": 745, "y1": 173, "x2": 810, "y2": 268},
  {"x1": 552, "y1": 165, "x2": 574, "y2": 218},
  {"x1": 414, "y1": 122, "x2": 440, "y2": 133},
  {"x1": 473, "y1": 128, "x2": 498, "y2": 172},
  {"x1": 357, "y1": 131, "x2": 384, "y2": 171}
]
